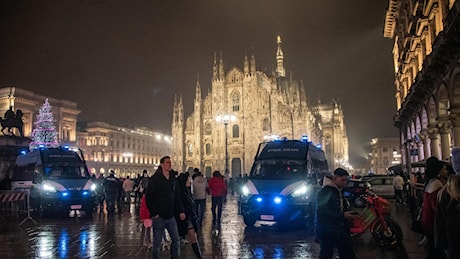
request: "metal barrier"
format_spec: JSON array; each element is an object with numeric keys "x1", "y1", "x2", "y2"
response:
[{"x1": 0, "y1": 190, "x2": 37, "y2": 226}]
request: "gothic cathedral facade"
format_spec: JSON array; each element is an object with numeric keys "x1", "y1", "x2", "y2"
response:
[{"x1": 172, "y1": 37, "x2": 349, "y2": 178}]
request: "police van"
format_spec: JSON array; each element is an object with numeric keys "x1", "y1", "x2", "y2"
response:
[
  {"x1": 12, "y1": 146, "x2": 96, "y2": 218},
  {"x1": 238, "y1": 137, "x2": 330, "y2": 227}
]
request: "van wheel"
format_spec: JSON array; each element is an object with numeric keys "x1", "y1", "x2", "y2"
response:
[{"x1": 243, "y1": 215, "x2": 256, "y2": 226}]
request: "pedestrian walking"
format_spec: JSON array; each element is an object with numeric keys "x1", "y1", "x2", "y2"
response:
[
  {"x1": 393, "y1": 173, "x2": 404, "y2": 204},
  {"x1": 176, "y1": 172, "x2": 202, "y2": 258},
  {"x1": 145, "y1": 156, "x2": 185, "y2": 259},
  {"x1": 95, "y1": 174, "x2": 105, "y2": 212},
  {"x1": 133, "y1": 173, "x2": 141, "y2": 203},
  {"x1": 122, "y1": 176, "x2": 134, "y2": 204},
  {"x1": 315, "y1": 167, "x2": 358, "y2": 259},
  {"x1": 116, "y1": 177, "x2": 124, "y2": 215},
  {"x1": 208, "y1": 170, "x2": 227, "y2": 227},
  {"x1": 192, "y1": 170, "x2": 207, "y2": 228},
  {"x1": 420, "y1": 156, "x2": 448, "y2": 258},
  {"x1": 103, "y1": 170, "x2": 119, "y2": 217},
  {"x1": 140, "y1": 194, "x2": 153, "y2": 248},
  {"x1": 134, "y1": 170, "x2": 149, "y2": 204}
]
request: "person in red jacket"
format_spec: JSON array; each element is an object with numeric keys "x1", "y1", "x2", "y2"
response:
[{"x1": 208, "y1": 171, "x2": 227, "y2": 227}]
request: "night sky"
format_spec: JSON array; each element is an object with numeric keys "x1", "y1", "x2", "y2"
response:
[{"x1": 0, "y1": 0, "x2": 398, "y2": 168}]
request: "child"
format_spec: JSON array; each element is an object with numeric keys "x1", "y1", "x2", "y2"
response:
[{"x1": 139, "y1": 194, "x2": 152, "y2": 248}]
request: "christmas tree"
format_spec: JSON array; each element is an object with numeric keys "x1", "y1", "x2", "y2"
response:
[{"x1": 29, "y1": 98, "x2": 59, "y2": 150}]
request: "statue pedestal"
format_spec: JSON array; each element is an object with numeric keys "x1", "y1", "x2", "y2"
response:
[{"x1": 0, "y1": 136, "x2": 31, "y2": 187}]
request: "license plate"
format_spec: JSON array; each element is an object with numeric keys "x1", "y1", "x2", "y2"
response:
[
  {"x1": 71, "y1": 205, "x2": 82, "y2": 209},
  {"x1": 260, "y1": 214, "x2": 274, "y2": 221}
]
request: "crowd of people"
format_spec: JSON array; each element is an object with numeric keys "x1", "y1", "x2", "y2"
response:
[
  {"x1": 91, "y1": 156, "x2": 241, "y2": 258},
  {"x1": 417, "y1": 151, "x2": 460, "y2": 258},
  {"x1": 90, "y1": 149, "x2": 460, "y2": 259}
]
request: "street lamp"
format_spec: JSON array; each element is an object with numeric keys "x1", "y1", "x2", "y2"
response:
[{"x1": 216, "y1": 114, "x2": 236, "y2": 176}]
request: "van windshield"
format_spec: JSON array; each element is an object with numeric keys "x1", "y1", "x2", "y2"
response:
[
  {"x1": 43, "y1": 164, "x2": 90, "y2": 179},
  {"x1": 250, "y1": 159, "x2": 306, "y2": 180}
]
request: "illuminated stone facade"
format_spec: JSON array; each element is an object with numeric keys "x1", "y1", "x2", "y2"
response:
[
  {"x1": 0, "y1": 86, "x2": 80, "y2": 143},
  {"x1": 384, "y1": 0, "x2": 460, "y2": 168},
  {"x1": 77, "y1": 121, "x2": 171, "y2": 178},
  {"x1": 172, "y1": 37, "x2": 349, "y2": 178}
]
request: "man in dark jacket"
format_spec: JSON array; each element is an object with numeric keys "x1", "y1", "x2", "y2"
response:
[
  {"x1": 145, "y1": 156, "x2": 185, "y2": 259},
  {"x1": 103, "y1": 170, "x2": 119, "y2": 217},
  {"x1": 315, "y1": 167, "x2": 358, "y2": 258}
]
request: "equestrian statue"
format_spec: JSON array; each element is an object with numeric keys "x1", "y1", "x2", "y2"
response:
[{"x1": 0, "y1": 106, "x2": 24, "y2": 137}]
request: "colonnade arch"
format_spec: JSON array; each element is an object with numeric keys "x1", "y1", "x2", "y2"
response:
[{"x1": 401, "y1": 70, "x2": 460, "y2": 168}]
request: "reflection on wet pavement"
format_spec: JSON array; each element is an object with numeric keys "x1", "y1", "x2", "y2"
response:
[{"x1": 0, "y1": 195, "x2": 425, "y2": 259}]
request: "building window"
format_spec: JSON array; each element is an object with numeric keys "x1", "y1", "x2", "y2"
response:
[
  {"x1": 262, "y1": 118, "x2": 269, "y2": 131},
  {"x1": 232, "y1": 124, "x2": 239, "y2": 138},
  {"x1": 188, "y1": 143, "x2": 193, "y2": 156},
  {"x1": 383, "y1": 156, "x2": 389, "y2": 166},
  {"x1": 206, "y1": 143, "x2": 211, "y2": 155},
  {"x1": 232, "y1": 92, "x2": 240, "y2": 111}
]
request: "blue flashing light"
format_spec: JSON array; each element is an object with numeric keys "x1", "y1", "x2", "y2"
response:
[
  {"x1": 255, "y1": 197, "x2": 263, "y2": 203},
  {"x1": 63, "y1": 145, "x2": 70, "y2": 150},
  {"x1": 62, "y1": 192, "x2": 69, "y2": 197},
  {"x1": 301, "y1": 135, "x2": 308, "y2": 142},
  {"x1": 82, "y1": 191, "x2": 89, "y2": 196},
  {"x1": 20, "y1": 150, "x2": 27, "y2": 155},
  {"x1": 316, "y1": 144, "x2": 322, "y2": 149},
  {"x1": 273, "y1": 196, "x2": 282, "y2": 204},
  {"x1": 38, "y1": 144, "x2": 45, "y2": 149}
]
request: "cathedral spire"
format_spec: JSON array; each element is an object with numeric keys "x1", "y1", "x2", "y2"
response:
[
  {"x1": 213, "y1": 52, "x2": 218, "y2": 81},
  {"x1": 250, "y1": 47, "x2": 256, "y2": 74},
  {"x1": 219, "y1": 51, "x2": 225, "y2": 80},
  {"x1": 276, "y1": 35, "x2": 285, "y2": 77},
  {"x1": 244, "y1": 50, "x2": 249, "y2": 76},
  {"x1": 195, "y1": 73, "x2": 201, "y2": 102}
]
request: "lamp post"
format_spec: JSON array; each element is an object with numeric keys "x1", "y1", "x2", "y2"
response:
[{"x1": 216, "y1": 114, "x2": 236, "y2": 176}]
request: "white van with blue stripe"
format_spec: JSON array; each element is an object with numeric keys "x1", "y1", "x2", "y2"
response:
[
  {"x1": 239, "y1": 137, "x2": 329, "y2": 228},
  {"x1": 12, "y1": 146, "x2": 96, "y2": 218}
]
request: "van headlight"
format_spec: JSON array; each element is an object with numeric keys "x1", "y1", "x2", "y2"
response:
[
  {"x1": 42, "y1": 183, "x2": 57, "y2": 192},
  {"x1": 90, "y1": 184, "x2": 97, "y2": 191},
  {"x1": 291, "y1": 185, "x2": 309, "y2": 197},
  {"x1": 241, "y1": 185, "x2": 250, "y2": 196}
]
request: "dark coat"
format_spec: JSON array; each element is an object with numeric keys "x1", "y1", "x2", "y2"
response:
[
  {"x1": 145, "y1": 171, "x2": 184, "y2": 219},
  {"x1": 434, "y1": 189, "x2": 460, "y2": 258},
  {"x1": 315, "y1": 176, "x2": 351, "y2": 236},
  {"x1": 103, "y1": 174, "x2": 119, "y2": 194},
  {"x1": 175, "y1": 174, "x2": 198, "y2": 236}
]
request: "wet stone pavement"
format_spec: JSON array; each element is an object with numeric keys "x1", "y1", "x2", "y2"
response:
[{"x1": 0, "y1": 195, "x2": 425, "y2": 259}]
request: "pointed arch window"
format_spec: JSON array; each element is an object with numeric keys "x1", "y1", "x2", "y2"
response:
[
  {"x1": 188, "y1": 143, "x2": 193, "y2": 156},
  {"x1": 232, "y1": 92, "x2": 240, "y2": 111},
  {"x1": 205, "y1": 143, "x2": 211, "y2": 155},
  {"x1": 205, "y1": 122, "x2": 212, "y2": 135},
  {"x1": 232, "y1": 124, "x2": 239, "y2": 138}
]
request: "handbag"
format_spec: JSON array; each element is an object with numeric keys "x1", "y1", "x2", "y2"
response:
[{"x1": 411, "y1": 207, "x2": 423, "y2": 234}]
